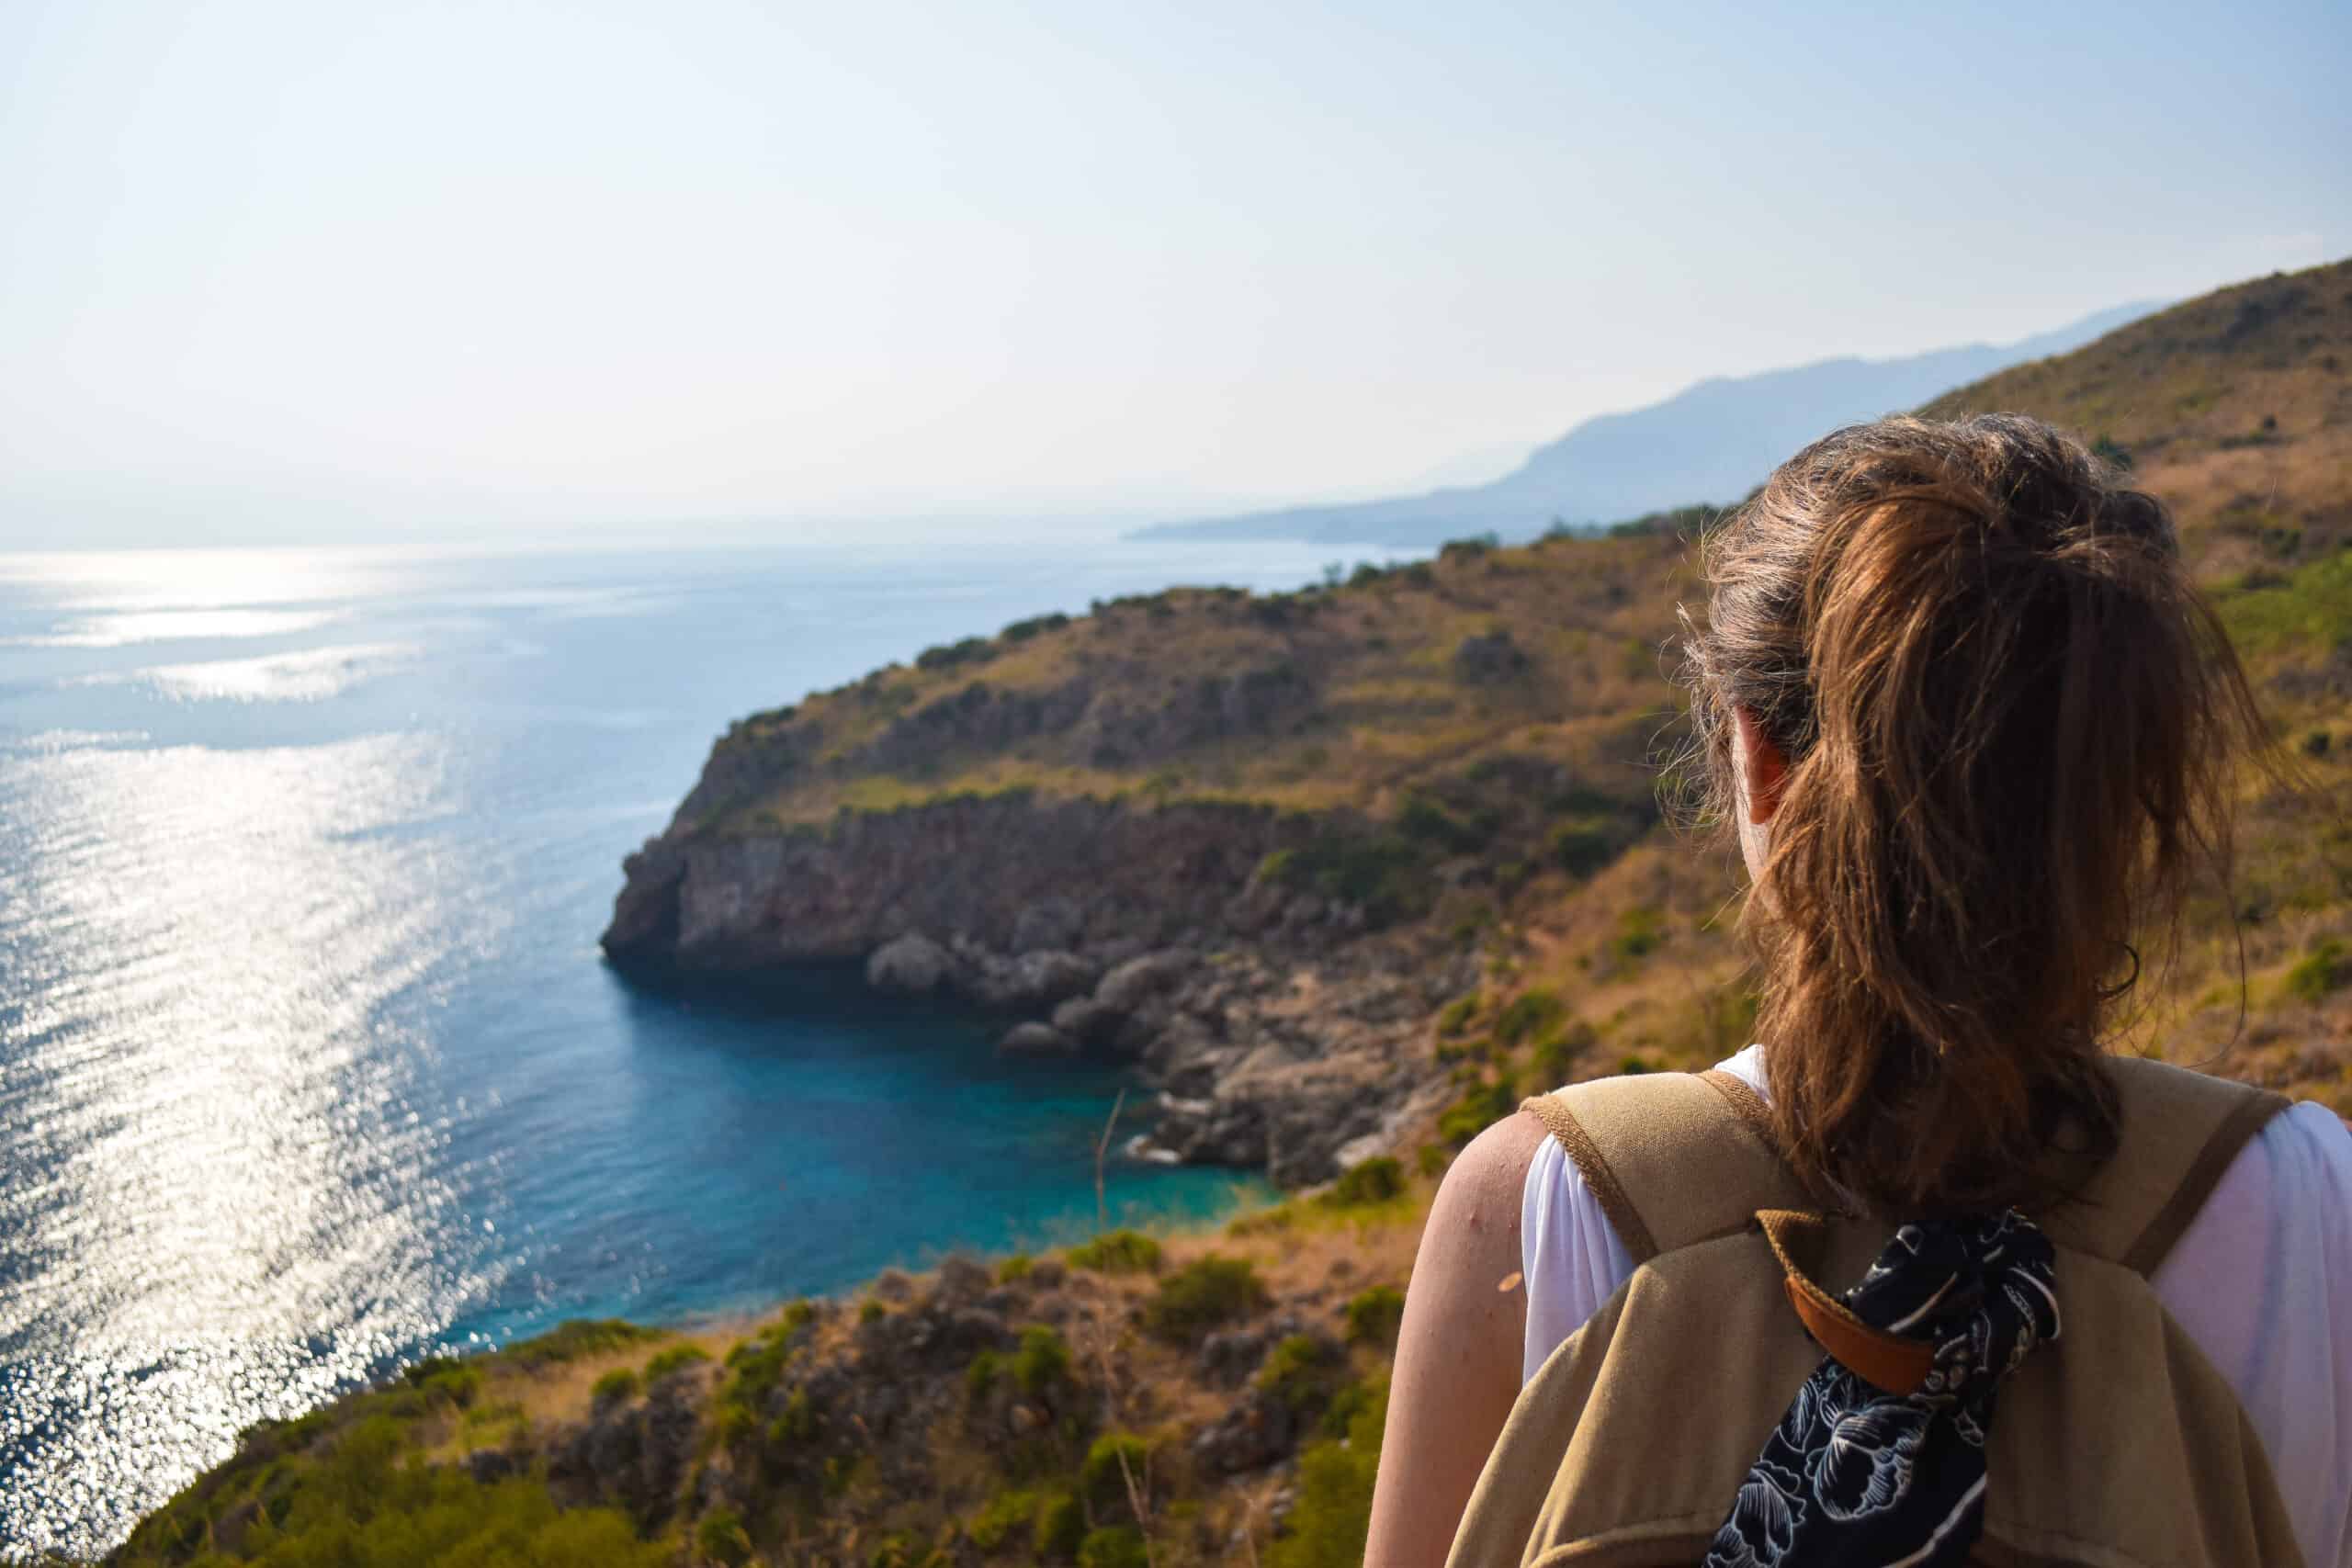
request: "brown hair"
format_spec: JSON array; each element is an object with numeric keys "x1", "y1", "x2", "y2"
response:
[{"x1": 1677, "y1": 413, "x2": 2267, "y2": 1215}]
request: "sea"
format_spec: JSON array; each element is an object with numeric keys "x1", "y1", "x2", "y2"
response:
[{"x1": 0, "y1": 535, "x2": 1345, "y2": 1557}]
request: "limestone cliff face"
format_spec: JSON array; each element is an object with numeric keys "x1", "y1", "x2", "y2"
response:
[
  {"x1": 603, "y1": 794, "x2": 1311, "y2": 976},
  {"x1": 600, "y1": 784, "x2": 1470, "y2": 1187}
]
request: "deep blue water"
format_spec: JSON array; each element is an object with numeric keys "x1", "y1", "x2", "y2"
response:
[{"x1": 0, "y1": 537, "x2": 1337, "y2": 1556}]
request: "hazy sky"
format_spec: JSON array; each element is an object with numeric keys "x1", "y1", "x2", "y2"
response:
[{"x1": 2, "y1": 0, "x2": 2345, "y2": 549}]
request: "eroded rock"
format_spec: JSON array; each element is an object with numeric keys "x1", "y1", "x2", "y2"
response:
[{"x1": 866, "y1": 932, "x2": 952, "y2": 995}]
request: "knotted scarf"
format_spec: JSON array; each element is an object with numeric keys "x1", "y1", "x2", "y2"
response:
[{"x1": 1702, "y1": 1210, "x2": 2062, "y2": 1568}]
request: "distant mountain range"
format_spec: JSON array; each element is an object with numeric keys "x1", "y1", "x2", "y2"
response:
[{"x1": 1134, "y1": 300, "x2": 2161, "y2": 547}]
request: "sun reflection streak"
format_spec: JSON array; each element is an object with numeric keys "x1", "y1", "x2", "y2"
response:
[
  {"x1": 0, "y1": 733, "x2": 503, "y2": 1557},
  {"x1": 74, "y1": 642, "x2": 424, "y2": 703},
  {"x1": 1, "y1": 609, "x2": 350, "y2": 649}
]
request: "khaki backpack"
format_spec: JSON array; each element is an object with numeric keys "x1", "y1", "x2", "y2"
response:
[{"x1": 1446, "y1": 1057, "x2": 2306, "y2": 1568}]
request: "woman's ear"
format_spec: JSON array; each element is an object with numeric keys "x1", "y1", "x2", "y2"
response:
[{"x1": 1734, "y1": 707, "x2": 1789, "y2": 825}]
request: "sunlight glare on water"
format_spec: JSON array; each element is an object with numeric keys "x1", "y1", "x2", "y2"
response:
[
  {"x1": 81, "y1": 642, "x2": 426, "y2": 704},
  {"x1": 0, "y1": 537, "x2": 1324, "y2": 1557},
  {"x1": 0, "y1": 734, "x2": 488, "y2": 1554}
]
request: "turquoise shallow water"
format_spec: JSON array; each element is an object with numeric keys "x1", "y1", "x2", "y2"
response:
[{"x1": 0, "y1": 538, "x2": 1333, "y2": 1557}]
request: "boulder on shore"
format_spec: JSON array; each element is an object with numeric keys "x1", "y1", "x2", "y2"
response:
[
  {"x1": 1051, "y1": 995, "x2": 1124, "y2": 1048},
  {"x1": 866, "y1": 932, "x2": 951, "y2": 995},
  {"x1": 972, "y1": 948, "x2": 1098, "y2": 1010},
  {"x1": 999, "y1": 1021, "x2": 1077, "y2": 1058},
  {"x1": 1095, "y1": 950, "x2": 1193, "y2": 1013}
]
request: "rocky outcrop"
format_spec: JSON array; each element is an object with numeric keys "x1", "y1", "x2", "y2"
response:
[
  {"x1": 602, "y1": 787, "x2": 1478, "y2": 1186},
  {"x1": 604, "y1": 795, "x2": 1310, "y2": 976},
  {"x1": 602, "y1": 669, "x2": 1526, "y2": 1186},
  {"x1": 548, "y1": 1364, "x2": 707, "y2": 1528}
]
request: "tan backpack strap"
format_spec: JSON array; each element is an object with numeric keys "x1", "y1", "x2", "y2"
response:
[
  {"x1": 1701, "y1": 1066, "x2": 1777, "y2": 1145},
  {"x1": 2043, "y1": 1056, "x2": 2294, "y2": 1274},
  {"x1": 1521, "y1": 1072, "x2": 1811, "y2": 1264},
  {"x1": 1520, "y1": 1092, "x2": 1657, "y2": 1261},
  {"x1": 2119, "y1": 1083, "x2": 2292, "y2": 1275}
]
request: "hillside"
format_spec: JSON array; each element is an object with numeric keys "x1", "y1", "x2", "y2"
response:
[
  {"x1": 107, "y1": 259, "x2": 2352, "y2": 1568},
  {"x1": 1135, "y1": 300, "x2": 2155, "y2": 547}
]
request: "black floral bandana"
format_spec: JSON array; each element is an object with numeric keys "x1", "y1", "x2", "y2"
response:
[{"x1": 1703, "y1": 1211, "x2": 2062, "y2": 1568}]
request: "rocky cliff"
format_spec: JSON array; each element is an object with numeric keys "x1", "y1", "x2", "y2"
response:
[{"x1": 602, "y1": 537, "x2": 1682, "y2": 1186}]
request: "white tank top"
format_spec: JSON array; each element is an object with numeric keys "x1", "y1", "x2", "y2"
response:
[{"x1": 1521, "y1": 1044, "x2": 2352, "y2": 1568}]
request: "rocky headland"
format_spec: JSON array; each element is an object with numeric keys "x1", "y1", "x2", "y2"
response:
[{"x1": 596, "y1": 533, "x2": 1679, "y2": 1188}]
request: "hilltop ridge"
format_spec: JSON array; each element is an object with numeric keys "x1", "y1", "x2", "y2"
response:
[{"x1": 1135, "y1": 299, "x2": 2157, "y2": 547}]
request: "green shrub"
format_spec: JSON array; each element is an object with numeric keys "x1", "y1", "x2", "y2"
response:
[
  {"x1": 1257, "y1": 1335, "x2": 1343, "y2": 1411},
  {"x1": 1144, "y1": 1256, "x2": 1271, "y2": 1342},
  {"x1": 419, "y1": 1364, "x2": 482, "y2": 1409},
  {"x1": 1343, "y1": 1285, "x2": 1407, "y2": 1348},
  {"x1": 114, "y1": 1411, "x2": 665, "y2": 1568},
  {"x1": 1081, "y1": 1430, "x2": 1153, "y2": 1514},
  {"x1": 1012, "y1": 1325, "x2": 1072, "y2": 1396},
  {"x1": 1326, "y1": 1156, "x2": 1406, "y2": 1207},
  {"x1": 1531, "y1": 1020, "x2": 1600, "y2": 1089},
  {"x1": 1224, "y1": 1198, "x2": 1302, "y2": 1237},
  {"x1": 713, "y1": 1401, "x2": 757, "y2": 1449},
  {"x1": 1398, "y1": 793, "x2": 1489, "y2": 853},
  {"x1": 501, "y1": 1317, "x2": 662, "y2": 1369},
  {"x1": 1335, "y1": 1155, "x2": 1408, "y2": 1211},
  {"x1": 1548, "y1": 817, "x2": 1623, "y2": 877},
  {"x1": 1002, "y1": 612, "x2": 1071, "y2": 642},
  {"x1": 459, "y1": 1398, "x2": 524, "y2": 1432},
  {"x1": 2286, "y1": 938, "x2": 2349, "y2": 1002},
  {"x1": 719, "y1": 1325, "x2": 797, "y2": 1413},
  {"x1": 997, "y1": 1253, "x2": 1035, "y2": 1283},
  {"x1": 1438, "y1": 1077, "x2": 1518, "y2": 1147},
  {"x1": 867, "y1": 1532, "x2": 938, "y2": 1568},
  {"x1": 1267, "y1": 1379, "x2": 1389, "y2": 1568},
  {"x1": 1320, "y1": 1376, "x2": 1380, "y2": 1438},
  {"x1": 966, "y1": 1348, "x2": 1005, "y2": 1402},
  {"x1": 1436, "y1": 994, "x2": 1481, "y2": 1036},
  {"x1": 644, "y1": 1344, "x2": 712, "y2": 1382},
  {"x1": 697, "y1": 1506, "x2": 752, "y2": 1567},
  {"x1": 915, "y1": 636, "x2": 997, "y2": 671},
  {"x1": 1034, "y1": 1491, "x2": 1088, "y2": 1559},
  {"x1": 968, "y1": 1489, "x2": 1039, "y2": 1551},
  {"x1": 1068, "y1": 1228, "x2": 1163, "y2": 1274},
  {"x1": 1492, "y1": 988, "x2": 1565, "y2": 1046},
  {"x1": 1268, "y1": 828, "x2": 1435, "y2": 926},
  {"x1": 1606, "y1": 906, "x2": 1668, "y2": 964},
  {"x1": 860, "y1": 1299, "x2": 888, "y2": 1325},
  {"x1": 769, "y1": 1388, "x2": 819, "y2": 1446},
  {"x1": 2218, "y1": 548, "x2": 2352, "y2": 659},
  {"x1": 401, "y1": 1353, "x2": 465, "y2": 1387},
  {"x1": 1078, "y1": 1526, "x2": 1150, "y2": 1568},
  {"x1": 1417, "y1": 1143, "x2": 1452, "y2": 1177},
  {"x1": 590, "y1": 1367, "x2": 641, "y2": 1407},
  {"x1": 1620, "y1": 1055, "x2": 1653, "y2": 1075}
]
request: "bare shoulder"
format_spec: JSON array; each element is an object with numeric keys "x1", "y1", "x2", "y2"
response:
[
  {"x1": 1415, "y1": 1108, "x2": 1551, "y2": 1293},
  {"x1": 1365, "y1": 1108, "x2": 1553, "y2": 1567},
  {"x1": 1432, "y1": 1107, "x2": 1551, "y2": 1234}
]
